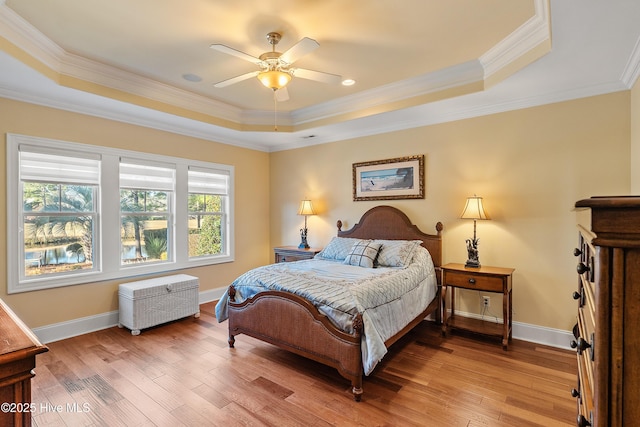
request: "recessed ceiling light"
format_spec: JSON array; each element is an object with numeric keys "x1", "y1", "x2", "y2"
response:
[
  {"x1": 341, "y1": 79, "x2": 355, "y2": 86},
  {"x1": 182, "y1": 73, "x2": 202, "y2": 82}
]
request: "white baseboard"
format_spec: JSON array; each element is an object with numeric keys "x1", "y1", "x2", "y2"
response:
[
  {"x1": 33, "y1": 290, "x2": 572, "y2": 350},
  {"x1": 32, "y1": 287, "x2": 226, "y2": 343},
  {"x1": 33, "y1": 310, "x2": 121, "y2": 344},
  {"x1": 449, "y1": 310, "x2": 573, "y2": 350}
]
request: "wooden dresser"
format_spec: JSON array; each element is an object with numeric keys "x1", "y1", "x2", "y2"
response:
[
  {"x1": 573, "y1": 196, "x2": 640, "y2": 427},
  {"x1": 0, "y1": 299, "x2": 48, "y2": 427}
]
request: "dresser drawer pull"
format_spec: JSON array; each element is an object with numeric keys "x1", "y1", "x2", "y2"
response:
[
  {"x1": 572, "y1": 289, "x2": 585, "y2": 307},
  {"x1": 468, "y1": 278, "x2": 476, "y2": 285},
  {"x1": 576, "y1": 262, "x2": 590, "y2": 275},
  {"x1": 570, "y1": 337, "x2": 592, "y2": 356},
  {"x1": 577, "y1": 414, "x2": 591, "y2": 427},
  {"x1": 571, "y1": 388, "x2": 580, "y2": 398},
  {"x1": 573, "y1": 248, "x2": 582, "y2": 257}
]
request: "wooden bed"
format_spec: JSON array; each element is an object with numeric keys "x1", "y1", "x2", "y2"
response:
[{"x1": 225, "y1": 205, "x2": 443, "y2": 401}]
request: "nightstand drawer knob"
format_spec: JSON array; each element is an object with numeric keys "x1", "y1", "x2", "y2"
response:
[
  {"x1": 576, "y1": 262, "x2": 590, "y2": 275},
  {"x1": 573, "y1": 248, "x2": 582, "y2": 257},
  {"x1": 571, "y1": 388, "x2": 580, "y2": 398},
  {"x1": 468, "y1": 278, "x2": 476, "y2": 285},
  {"x1": 572, "y1": 290, "x2": 581, "y2": 300}
]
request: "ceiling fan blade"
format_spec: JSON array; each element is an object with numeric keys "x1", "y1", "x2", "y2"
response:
[
  {"x1": 280, "y1": 37, "x2": 319, "y2": 64},
  {"x1": 210, "y1": 44, "x2": 262, "y2": 64},
  {"x1": 292, "y1": 68, "x2": 342, "y2": 84},
  {"x1": 213, "y1": 71, "x2": 259, "y2": 88},
  {"x1": 275, "y1": 87, "x2": 289, "y2": 102}
]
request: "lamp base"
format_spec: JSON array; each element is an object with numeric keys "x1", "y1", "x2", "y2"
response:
[
  {"x1": 299, "y1": 227, "x2": 309, "y2": 249},
  {"x1": 465, "y1": 259, "x2": 481, "y2": 268},
  {"x1": 465, "y1": 236, "x2": 480, "y2": 268}
]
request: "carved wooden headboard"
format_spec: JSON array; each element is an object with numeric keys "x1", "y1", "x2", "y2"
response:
[{"x1": 337, "y1": 205, "x2": 443, "y2": 270}]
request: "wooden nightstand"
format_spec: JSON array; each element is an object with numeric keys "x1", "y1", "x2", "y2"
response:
[
  {"x1": 273, "y1": 246, "x2": 322, "y2": 263},
  {"x1": 441, "y1": 263, "x2": 514, "y2": 350}
]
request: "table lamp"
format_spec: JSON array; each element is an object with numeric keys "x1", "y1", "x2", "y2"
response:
[
  {"x1": 297, "y1": 199, "x2": 316, "y2": 249},
  {"x1": 460, "y1": 195, "x2": 490, "y2": 268}
]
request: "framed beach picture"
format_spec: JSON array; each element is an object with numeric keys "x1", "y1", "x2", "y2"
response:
[{"x1": 352, "y1": 155, "x2": 424, "y2": 201}]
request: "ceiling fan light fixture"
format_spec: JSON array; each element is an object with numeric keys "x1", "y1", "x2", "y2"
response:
[{"x1": 258, "y1": 70, "x2": 292, "y2": 90}]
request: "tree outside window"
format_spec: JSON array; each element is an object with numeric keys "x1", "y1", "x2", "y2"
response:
[
  {"x1": 120, "y1": 189, "x2": 170, "y2": 264},
  {"x1": 22, "y1": 182, "x2": 96, "y2": 277},
  {"x1": 188, "y1": 193, "x2": 223, "y2": 257}
]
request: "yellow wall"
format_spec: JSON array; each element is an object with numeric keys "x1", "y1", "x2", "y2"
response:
[
  {"x1": 0, "y1": 97, "x2": 271, "y2": 327},
  {"x1": 270, "y1": 92, "x2": 631, "y2": 331},
  {"x1": 632, "y1": 78, "x2": 640, "y2": 193},
  {"x1": 1, "y1": 90, "x2": 632, "y2": 334}
]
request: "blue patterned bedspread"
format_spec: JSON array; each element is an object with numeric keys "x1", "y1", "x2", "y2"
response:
[{"x1": 215, "y1": 247, "x2": 436, "y2": 375}]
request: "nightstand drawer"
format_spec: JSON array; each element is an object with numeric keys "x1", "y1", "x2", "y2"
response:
[
  {"x1": 277, "y1": 253, "x2": 310, "y2": 263},
  {"x1": 273, "y1": 246, "x2": 322, "y2": 263},
  {"x1": 443, "y1": 270, "x2": 505, "y2": 292}
]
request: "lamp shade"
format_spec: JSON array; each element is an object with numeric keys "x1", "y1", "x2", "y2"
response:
[
  {"x1": 257, "y1": 70, "x2": 292, "y2": 90},
  {"x1": 460, "y1": 195, "x2": 490, "y2": 220},
  {"x1": 298, "y1": 199, "x2": 316, "y2": 216}
]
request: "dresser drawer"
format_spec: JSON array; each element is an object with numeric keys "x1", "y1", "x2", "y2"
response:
[
  {"x1": 576, "y1": 354, "x2": 594, "y2": 427},
  {"x1": 576, "y1": 311, "x2": 595, "y2": 397},
  {"x1": 443, "y1": 270, "x2": 505, "y2": 292}
]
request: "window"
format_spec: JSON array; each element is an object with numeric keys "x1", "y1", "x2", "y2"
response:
[
  {"x1": 19, "y1": 148, "x2": 100, "y2": 280},
  {"x1": 7, "y1": 134, "x2": 234, "y2": 293},
  {"x1": 120, "y1": 160, "x2": 175, "y2": 265},
  {"x1": 188, "y1": 167, "x2": 229, "y2": 258}
]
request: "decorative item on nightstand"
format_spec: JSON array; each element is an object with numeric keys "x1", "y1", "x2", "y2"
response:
[
  {"x1": 297, "y1": 199, "x2": 316, "y2": 249},
  {"x1": 460, "y1": 194, "x2": 490, "y2": 268}
]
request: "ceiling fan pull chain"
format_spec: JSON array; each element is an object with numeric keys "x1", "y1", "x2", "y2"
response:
[{"x1": 273, "y1": 90, "x2": 278, "y2": 131}]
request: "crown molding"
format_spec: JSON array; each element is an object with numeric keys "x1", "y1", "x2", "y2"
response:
[
  {"x1": 480, "y1": 0, "x2": 550, "y2": 78},
  {"x1": 289, "y1": 59, "x2": 485, "y2": 125},
  {"x1": 60, "y1": 52, "x2": 245, "y2": 124},
  {"x1": 0, "y1": 4, "x2": 246, "y2": 124},
  {"x1": 0, "y1": 4, "x2": 63, "y2": 69},
  {"x1": 0, "y1": 1, "x2": 552, "y2": 131},
  {"x1": 621, "y1": 35, "x2": 640, "y2": 89}
]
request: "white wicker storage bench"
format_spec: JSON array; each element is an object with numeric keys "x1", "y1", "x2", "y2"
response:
[{"x1": 118, "y1": 274, "x2": 200, "y2": 335}]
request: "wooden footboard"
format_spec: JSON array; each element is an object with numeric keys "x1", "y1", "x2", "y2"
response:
[
  {"x1": 227, "y1": 284, "x2": 441, "y2": 401},
  {"x1": 227, "y1": 286, "x2": 365, "y2": 400}
]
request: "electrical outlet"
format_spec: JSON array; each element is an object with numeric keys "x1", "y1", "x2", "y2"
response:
[{"x1": 482, "y1": 296, "x2": 490, "y2": 308}]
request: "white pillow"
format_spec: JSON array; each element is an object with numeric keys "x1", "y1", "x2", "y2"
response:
[
  {"x1": 374, "y1": 239, "x2": 422, "y2": 268},
  {"x1": 315, "y1": 237, "x2": 361, "y2": 261},
  {"x1": 343, "y1": 240, "x2": 382, "y2": 268}
]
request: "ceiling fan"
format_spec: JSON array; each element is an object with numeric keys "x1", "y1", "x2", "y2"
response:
[{"x1": 210, "y1": 32, "x2": 342, "y2": 101}]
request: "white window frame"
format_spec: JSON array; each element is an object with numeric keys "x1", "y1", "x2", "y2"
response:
[{"x1": 6, "y1": 134, "x2": 235, "y2": 293}]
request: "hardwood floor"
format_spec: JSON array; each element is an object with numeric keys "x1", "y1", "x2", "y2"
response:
[{"x1": 31, "y1": 302, "x2": 577, "y2": 426}]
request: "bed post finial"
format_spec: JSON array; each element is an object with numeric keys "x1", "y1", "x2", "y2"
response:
[
  {"x1": 337, "y1": 220, "x2": 342, "y2": 232},
  {"x1": 436, "y1": 221, "x2": 443, "y2": 236}
]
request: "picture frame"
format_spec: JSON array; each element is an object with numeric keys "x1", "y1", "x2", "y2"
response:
[{"x1": 352, "y1": 155, "x2": 424, "y2": 201}]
